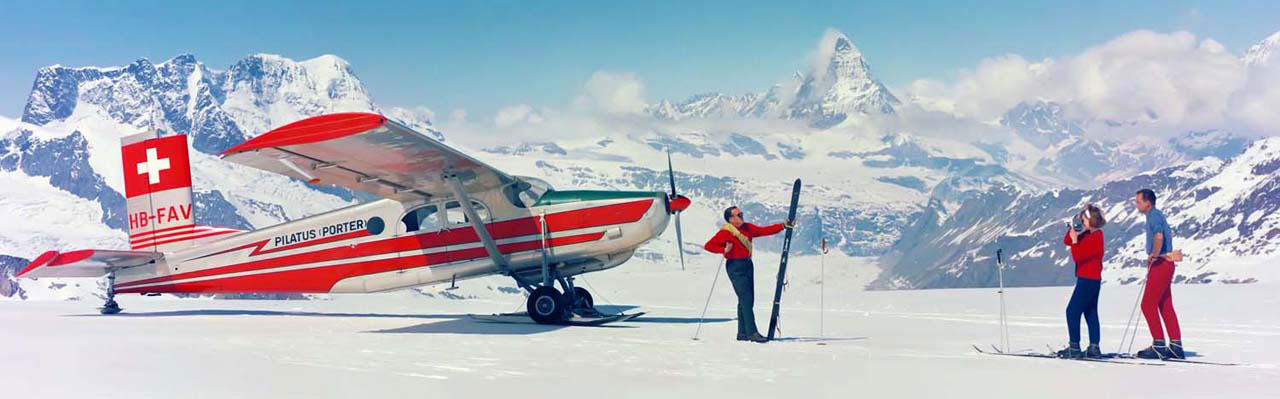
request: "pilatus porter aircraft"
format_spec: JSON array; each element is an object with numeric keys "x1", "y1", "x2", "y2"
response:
[{"x1": 18, "y1": 113, "x2": 693, "y2": 324}]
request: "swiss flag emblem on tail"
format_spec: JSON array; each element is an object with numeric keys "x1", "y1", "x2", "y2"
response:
[
  {"x1": 121, "y1": 133, "x2": 199, "y2": 252},
  {"x1": 121, "y1": 134, "x2": 191, "y2": 198}
]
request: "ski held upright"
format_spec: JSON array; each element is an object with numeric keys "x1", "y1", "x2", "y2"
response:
[{"x1": 766, "y1": 178, "x2": 802, "y2": 341}]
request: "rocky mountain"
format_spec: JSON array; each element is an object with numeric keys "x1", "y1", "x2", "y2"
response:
[
  {"x1": 990, "y1": 100, "x2": 1251, "y2": 188},
  {"x1": 874, "y1": 137, "x2": 1280, "y2": 289},
  {"x1": 648, "y1": 31, "x2": 898, "y2": 127},
  {"x1": 0, "y1": 53, "x2": 436, "y2": 299},
  {"x1": 4, "y1": 29, "x2": 1279, "y2": 301},
  {"x1": 1244, "y1": 31, "x2": 1279, "y2": 67},
  {"x1": 999, "y1": 101, "x2": 1084, "y2": 149}
]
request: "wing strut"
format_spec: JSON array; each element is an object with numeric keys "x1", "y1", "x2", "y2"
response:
[{"x1": 444, "y1": 171, "x2": 535, "y2": 291}]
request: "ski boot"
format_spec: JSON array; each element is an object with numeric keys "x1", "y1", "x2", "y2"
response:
[
  {"x1": 1167, "y1": 341, "x2": 1185, "y2": 359},
  {"x1": 1056, "y1": 343, "x2": 1083, "y2": 359},
  {"x1": 737, "y1": 332, "x2": 769, "y2": 343},
  {"x1": 1084, "y1": 344, "x2": 1103, "y2": 359},
  {"x1": 1135, "y1": 341, "x2": 1172, "y2": 359}
]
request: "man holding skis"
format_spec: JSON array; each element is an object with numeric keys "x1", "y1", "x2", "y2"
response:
[
  {"x1": 1134, "y1": 188, "x2": 1184, "y2": 359},
  {"x1": 704, "y1": 206, "x2": 794, "y2": 343}
]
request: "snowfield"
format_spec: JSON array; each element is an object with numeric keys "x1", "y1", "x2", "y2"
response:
[{"x1": 2, "y1": 255, "x2": 1276, "y2": 398}]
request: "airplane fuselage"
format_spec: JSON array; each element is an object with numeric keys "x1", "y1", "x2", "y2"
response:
[{"x1": 114, "y1": 190, "x2": 672, "y2": 295}]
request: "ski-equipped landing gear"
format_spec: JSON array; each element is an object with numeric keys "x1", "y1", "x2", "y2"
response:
[
  {"x1": 100, "y1": 271, "x2": 122, "y2": 315},
  {"x1": 516, "y1": 273, "x2": 622, "y2": 325},
  {"x1": 527, "y1": 285, "x2": 567, "y2": 324}
]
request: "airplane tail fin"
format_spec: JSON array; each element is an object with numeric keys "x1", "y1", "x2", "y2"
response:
[{"x1": 121, "y1": 132, "x2": 238, "y2": 252}]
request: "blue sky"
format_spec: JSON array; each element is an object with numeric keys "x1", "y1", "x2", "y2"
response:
[{"x1": 1, "y1": 0, "x2": 1277, "y2": 119}]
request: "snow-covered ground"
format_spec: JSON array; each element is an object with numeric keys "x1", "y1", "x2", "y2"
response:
[{"x1": 2, "y1": 255, "x2": 1277, "y2": 398}]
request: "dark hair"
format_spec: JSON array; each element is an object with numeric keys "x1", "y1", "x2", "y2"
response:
[
  {"x1": 723, "y1": 206, "x2": 739, "y2": 222},
  {"x1": 1136, "y1": 189, "x2": 1157, "y2": 206},
  {"x1": 1082, "y1": 204, "x2": 1106, "y2": 229}
]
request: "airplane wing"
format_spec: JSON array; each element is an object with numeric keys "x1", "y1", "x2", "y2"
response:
[
  {"x1": 17, "y1": 250, "x2": 162, "y2": 279},
  {"x1": 220, "y1": 113, "x2": 513, "y2": 202}
]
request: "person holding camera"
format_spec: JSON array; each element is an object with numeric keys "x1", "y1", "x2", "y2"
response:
[{"x1": 1057, "y1": 204, "x2": 1107, "y2": 359}]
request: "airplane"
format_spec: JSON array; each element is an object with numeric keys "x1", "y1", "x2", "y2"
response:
[{"x1": 17, "y1": 112, "x2": 692, "y2": 324}]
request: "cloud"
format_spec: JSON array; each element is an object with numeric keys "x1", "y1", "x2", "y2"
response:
[
  {"x1": 903, "y1": 30, "x2": 1280, "y2": 137},
  {"x1": 448, "y1": 109, "x2": 468, "y2": 124},
  {"x1": 573, "y1": 71, "x2": 649, "y2": 115},
  {"x1": 493, "y1": 104, "x2": 544, "y2": 128}
]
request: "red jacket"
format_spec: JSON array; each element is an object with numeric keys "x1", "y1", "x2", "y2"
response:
[
  {"x1": 1064, "y1": 230, "x2": 1104, "y2": 280},
  {"x1": 704, "y1": 223, "x2": 785, "y2": 260}
]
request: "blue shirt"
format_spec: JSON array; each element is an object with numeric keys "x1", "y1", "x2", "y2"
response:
[{"x1": 1145, "y1": 207, "x2": 1174, "y2": 255}]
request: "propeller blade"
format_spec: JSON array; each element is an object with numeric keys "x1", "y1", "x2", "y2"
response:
[
  {"x1": 674, "y1": 212, "x2": 686, "y2": 271},
  {"x1": 667, "y1": 148, "x2": 677, "y2": 197}
]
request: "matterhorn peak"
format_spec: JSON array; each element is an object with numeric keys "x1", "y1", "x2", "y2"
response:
[{"x1": 1244, "y1": 30, "x2": 1280, "y2": 67}]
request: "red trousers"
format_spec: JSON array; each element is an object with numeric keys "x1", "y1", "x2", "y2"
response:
[{"x1": 1141, "y1": 258, "x2": 1182, "y2": 342}]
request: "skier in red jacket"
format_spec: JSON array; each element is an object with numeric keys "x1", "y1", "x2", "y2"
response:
[
  {"x1": 704, "y1": 206, "x2": 793, "y2": 343},
  {"x1": 1057, "y1": 204, "x2": 1107, "y2": 359}
]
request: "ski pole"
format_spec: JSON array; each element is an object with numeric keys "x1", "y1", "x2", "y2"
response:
[
  {"x1": 996, "y1": 249, "x2": 1009, "y2": 353},
  {"x1": 693, "y1": 244, "x2": 731, "y2": 341},
  {"x1": 1118, "y1": 259, "x2": 1152, "y2": 354},
  {"x1": 819, "y1": 236, "x2": 828, "y2": 337}
]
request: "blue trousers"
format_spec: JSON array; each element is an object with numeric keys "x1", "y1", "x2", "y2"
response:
[
  {"x1": 1066, "y1": 277, "x2": 1101, "y2": 345},
  {"x1": 725, "y1": 259, "x2": 759, "y2": 337}
]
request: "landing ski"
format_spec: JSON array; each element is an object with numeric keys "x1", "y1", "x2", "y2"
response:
[
  {"x1": 766, "y1": 178, "x2": 802, "y2": 341},
  {"x1": 468, "y1": 312, "x2": 644, "y2": 326},
  {"x1": 972, "y1": 345, "x2": 1165, "y2": 366}
]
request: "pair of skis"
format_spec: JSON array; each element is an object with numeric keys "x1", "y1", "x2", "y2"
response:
[
  {"x1": 973, "y1": 345, "x2": 1165, "y2": 366},
  {"x1": 973, "y1": 345, "x2": 1241, "y2": 366}
]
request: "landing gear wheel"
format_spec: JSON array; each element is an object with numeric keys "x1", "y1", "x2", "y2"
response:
[
  {"x1": 527, "y1": 286, "x2": 567, "y2": 324},
  {"x1": 100, "y1": 299, "x2": 121, "y2": 315},
  {"x1": 572, "y1": 287, "x2": 594, "y2": 310}
]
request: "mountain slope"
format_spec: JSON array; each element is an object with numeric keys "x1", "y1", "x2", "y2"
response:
[
  {"x1": 874, "y1": 138, "x2": 1280, "y2": 289},
  {"x1": 649, "y1": 31, "x2": 897, "y2": 126}
]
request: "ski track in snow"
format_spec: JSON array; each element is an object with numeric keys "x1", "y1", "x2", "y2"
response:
[{"x1": 2, "y1": 263, "x2": 1277, "y2": 398}]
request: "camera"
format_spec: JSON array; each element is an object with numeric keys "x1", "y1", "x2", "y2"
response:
[{"x1": 1070, "y1": 213, "x2": 1085, "y2": 233}]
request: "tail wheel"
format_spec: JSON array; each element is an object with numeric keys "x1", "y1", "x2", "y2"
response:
[
  {"x1": 572, "y1": 287, "x2": 594, "y2": 310},
  {"x1": 527, "y1": 286, "x2": 566, "y2": 324}
]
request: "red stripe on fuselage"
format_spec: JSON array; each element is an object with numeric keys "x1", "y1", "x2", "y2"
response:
[
  {"x1": 130, "y1": 227, "x2": 237, "y2": 246},
  {"x1": 130, "y1": 230, "x2": 239, "y2": 250},
  {"x1": 129, "y1": 223, "x2": 196, "y2": 239},
  {"x1": 116, "y1": 199, "x2": 652, "y2": 289},
  {"x1": 115, "y1": 232, "x2": 604, "y2": 294}
]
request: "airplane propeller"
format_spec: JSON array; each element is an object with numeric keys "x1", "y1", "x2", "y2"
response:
[{"x1": 666, "y1": 148, "x2": 691, "y2": 271}]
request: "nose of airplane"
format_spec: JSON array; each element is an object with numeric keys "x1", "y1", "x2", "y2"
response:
[{"x1": 667, "y1": 194, "x2": 691, "y2": 214}]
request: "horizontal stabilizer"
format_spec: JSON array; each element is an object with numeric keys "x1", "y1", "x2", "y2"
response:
[{"x1": 17, "y1": 249, "x2": 162, "y2": 279}]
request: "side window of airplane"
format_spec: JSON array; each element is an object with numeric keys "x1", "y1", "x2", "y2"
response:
[
  {"x1": 444, "y1": 200, "x2": 489, "y2": 226},
  {"x1": 401, "y1": 204, "x2": 440, "y2": 233}
]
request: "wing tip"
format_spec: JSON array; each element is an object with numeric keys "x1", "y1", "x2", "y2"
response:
[
  {"x1": 220, "y1": 112, "x2": 387, "y2": 155},
  {"x1": 16, "y1": 250, "x2": 60, "y2": 278}
]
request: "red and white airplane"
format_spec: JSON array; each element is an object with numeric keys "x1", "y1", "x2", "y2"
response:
[{"x1": 18, "y1": 113, "x2": 692, "y2": 324}]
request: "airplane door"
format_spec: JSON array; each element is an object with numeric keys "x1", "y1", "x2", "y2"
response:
[
  {"x1": 443, "y1": 200, "x2": 492, "y2": 274},
  {"x1": 364, "y1": 203, "x2": 444, "y2": 292}
]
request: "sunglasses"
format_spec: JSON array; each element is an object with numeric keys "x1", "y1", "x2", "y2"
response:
[{"x1": 732, "y1": 212, "x2": 744, "y2": 218}]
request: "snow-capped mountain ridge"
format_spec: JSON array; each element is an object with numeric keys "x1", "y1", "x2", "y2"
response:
[
  {"x1": 875, "y1": 137, "x2": 1280, "y2": 289},
  {"x1": 648, "y1": 31, "x2": 898, "y2": 126},
  {"x1": 1244, "y1": 30, "x2": 1279, "y2": 67}
]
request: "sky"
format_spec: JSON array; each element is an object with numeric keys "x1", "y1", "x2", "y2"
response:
[{"x1": 0, "y1": 0, "x2": 1277, "y2": 122}]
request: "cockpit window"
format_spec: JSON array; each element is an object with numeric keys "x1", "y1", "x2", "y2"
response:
[
  {"x1": 503, "y1": 177, "x2": 552, "y2": 208},
  {"x1": 401, "y1": 204, "x2": 440, "y2": 233},
  {"x1": 444, "y1": 200, "x2": 489, "y2": 225}
]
